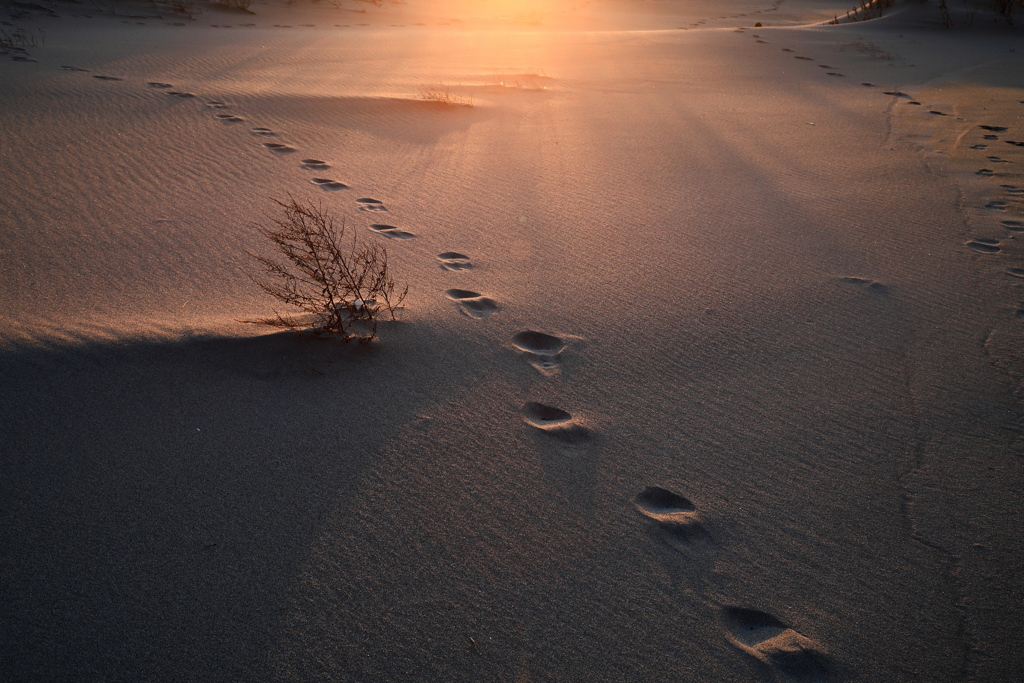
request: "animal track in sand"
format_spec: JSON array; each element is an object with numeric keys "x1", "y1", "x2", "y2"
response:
[
  {"x1": 61, "y1": 65, "x2": 90, "y2": 72},
  {"x1": 300, "y1": 159, "x2": 331, "y2": 171},
  {"x1": 263, "y1": 142, "x2": 297, "y2": 154},
  {"x1": 214, "y1": 113, "x2": 244, "y2": 122},
  {"x1": 93, "y1": 75, "x2": 123, "y2": 81},
  {"x1": 839, "y1": 276, "x2": 889, "y2": 295},
  {"x1": 437, "y1": 252, "x2": 472, "y2": 271},
  {"x1": 309, "y1": 178, "x2": 349, "y2": 191},
  {"x1": 512, "y1": 330, "x2": 565, "y2": 372},
  {"x1": 147, "y1": 81, "x2": 172, "y2": 88},
  {"x1": 967, "y1": 238, "x2": 1001, "y2": 253},
  {"x1": 1002, "y1": 220, "x2": 1024, "y2": 231},
  {"x1": 356, "y1": 198, "x2": 387, "y2": 212},
  {"x1": 724, "y1": 608, "x2": 832, "y2": 681},
  {"x1": 368, "y1": 224, "x2": 415, "y2": 239},
  {"x1": 445, "y1": 289, "x2": 498, "y2": 319},
  {"x1": 250, "y1": 127, "x2": 276, "y2": 136},
  {"x1": 521, "y1": 402, "x2": 591, "y2": 445}
]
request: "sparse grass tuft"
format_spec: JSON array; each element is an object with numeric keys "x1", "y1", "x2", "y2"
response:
[
  {"x1": 418, "y1": 84, "x2": 474, "y2": 107},
  {"x1": 243, "y1": 197, "x2": 407, "y2": 342}
]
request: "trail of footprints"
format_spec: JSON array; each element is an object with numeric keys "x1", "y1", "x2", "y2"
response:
[{"x1": 58, "y1": 40, "x2": 840, "y2": 678}]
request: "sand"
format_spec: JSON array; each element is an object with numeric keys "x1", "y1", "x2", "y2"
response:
[{"x1": 1, "y1": 0, "x2": 1023, "y2": 680}]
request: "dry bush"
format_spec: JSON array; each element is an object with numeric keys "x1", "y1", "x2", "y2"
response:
[
  {"x1": 243, "y1": 198, "x2": 407, "y2": 342},
  {"x1": 215, "y1": 0, "x2": 252, "y2": 11},
  {"x1": 418, "y1": 84, "x2": 474, "y2": 107}
]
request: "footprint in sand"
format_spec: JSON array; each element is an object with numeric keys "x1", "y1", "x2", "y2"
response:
[
  {"x1": 147, "y1": 81, "x2": 172, "y2": 88},
  {"x1": 1002, "y1": 220, "x2": 1024, "y2": 231},
  {"x1": 980, "y1": 125, "x2": 1008, "y2": 132},
  {"x1": 207, "y1": 100, "x2": 230, "y2": 109},
  {"x1": 977, "y1": 168, "x2": 996, "y2": 176},
  {"x1": 724, "y1": 607, "x2": 832, "y2": 681},
  {"x1": 883, "y1": 90, "x2": 911, "y2": 98},
  {"x1": 1006, "y1": 267, "x2": 1024, "y2": 278},
  {"x1": 263, "y1": 142, "x2": 297, "y2": 154},
  {"x1": 929, "y1": 110, "x2": 948, "y2": 116},
  {"x1": 1002, "y1": 185, "x2": 1024, "y2": 196},
  {"x1": 839, "y1": 276, "x2": 890, "y2": 295},
  {"x1": 437, "y1": 251, "x2": 473, "y2": 271},
  {"x1": 794, "y1": 56, "x2": 813, "y2": 60},
  {"x1": 61, "y1": 65, "x2": 91, "y2": 72},
  {"x1": 983, "y1": 134, "x2": 1000, "y2": 140},
  {"x1": 368, "y1": 224, "x2": 415, "y2": 239},
  {"x1": 93, "y1": 75, "x2": 123, "y2": 81},
  {"x1": 861, "y1": 82, "x2": 876, "y2": 87},
  {"x1": 522, "y1": 402, "x2": 591, "y2": 446},
  {"x1": 826, "y1": 72, "x2": 845, "y2": 77},
  {"x1": 356, "y1": 198, "x2": 387, "y2": 212},
  {"x1": 250, "y1": 127, "x2": 276, "y2": 136},
  {"x1": 781, "y1": 48, "x2": 794, "y2": 52},
  {"x1": 986, "y1": 200, "x2": 1009, "y2": 211},
  {"x1": 817, "y1": 64, "x2": 833, "y2": 69},
  {"x1": 970, "y1": 144, "x2": 988, "y2": 150},
  {"x1": 967, "y1": 238, "x2": 1001, "y2": 253},
  {"x1": 634, "y1": 486, "x2": 712, "y2": 551},
  {"x1": 166, "y1": 91, "x2": 196, "y2": 98},
  {"x1": 214, "y1": 113, "x2": 244, "y2": 122},
  {"x1": 445, "y1": 289, "x2": 498, "y2": 319},
  {"x1": 1006, "y1": 140, "x2": 1024, "y2": 147},
  {"x1": 987, "y1": 155, "x2": 1010, "y2": 164},
  {"x1": 512, "y1": 330, "x2": 566, "y2": 373},
  {"x1": 309, "y1": 178, "x2": 349, "y2": 191},
  {"x1": 300, "y1": 159, "x2": 331, "y2": 171}
]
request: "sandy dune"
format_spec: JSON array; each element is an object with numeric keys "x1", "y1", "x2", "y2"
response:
[{"x1": 2, "y1": 0, "x2": 1023, "y2": 680}]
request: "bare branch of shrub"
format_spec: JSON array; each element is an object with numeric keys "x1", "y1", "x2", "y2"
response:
[{"x1": 243, "y1": 197, "x2": 408, "y2": 342}]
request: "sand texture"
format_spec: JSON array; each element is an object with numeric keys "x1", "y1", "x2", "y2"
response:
[{"x1": 2, "y1": 0, "x2": 1023, "y2": 680}]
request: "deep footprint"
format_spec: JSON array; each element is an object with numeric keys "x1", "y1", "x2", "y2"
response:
[
  {"x1": 251, "y1": 127, "x2": 276, "y2": 136},
  {"x1": 633, "y1": 486, "x2": 697, "y2": 523},
  {"x1": 522, "y1": 402, "x2": 591, "y2": 445},
  {"x1": 446, "y1": 289, "x2": 498, "y2": 319},
  {"x1": 511, "y1": 330, "x2": 565, "y2": 372},
  {"x1": 724, "y1": 608, "x2": 833, "y2": 681},
  {"x1": 300, "y1": 159, "x2": 331, "y2": 170},
  {"x1": 437, "y1": 252, "x2": 472, "y2": 271},
  {"x1": 263, "y1": 142, "x2": 297, "y2": 154},
  {"x1": 368, "y1": 224, "x2": 415, "y2": 239},
  {"x1": 310, "y1": 178, "x2": 350, "y2": 191},
  {"x1": 356, "y1": 198, "x2": 387, "y2": 212}
]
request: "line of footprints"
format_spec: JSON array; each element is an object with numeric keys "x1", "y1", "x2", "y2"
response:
[{"x1": 61, "y1": 57, "x2": 837, "y2": 682}]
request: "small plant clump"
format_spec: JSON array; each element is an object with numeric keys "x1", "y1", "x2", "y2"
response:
[
  {"x1": 244, "y1": 198, "x2": 407, "y2": 342},
  {"x1": 418, "y1": 84, "x2": 474, "y2": 107}
]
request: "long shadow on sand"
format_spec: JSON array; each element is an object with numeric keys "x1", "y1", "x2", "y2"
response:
[{"x1": 0, "y1": 325, "x2": 481, "y2": 681}]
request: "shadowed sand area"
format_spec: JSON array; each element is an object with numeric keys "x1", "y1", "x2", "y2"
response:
[{"x1": 2, "y1": 0, "x2": 1023, "y2": 680}]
